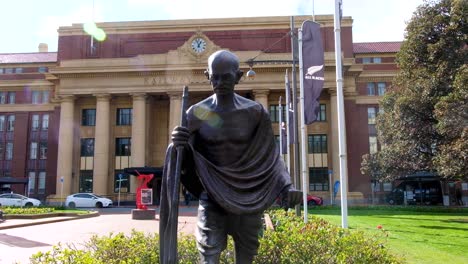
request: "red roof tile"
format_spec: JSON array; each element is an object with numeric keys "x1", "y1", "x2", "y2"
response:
[
  {"x1": 0, "y1": 52, "x2": 57, "y2": 64},
  {"x1": 353, "y1": 42, "x2": 402, "y2": 54}
]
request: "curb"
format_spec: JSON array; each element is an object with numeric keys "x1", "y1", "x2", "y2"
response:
[{"x1": 0, "y1": 211, "x2": 100, "y2": 230}]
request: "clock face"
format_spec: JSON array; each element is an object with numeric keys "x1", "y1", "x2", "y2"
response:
[{"x1": 191, "y1": 38, "x2": 207, "y2": 54}]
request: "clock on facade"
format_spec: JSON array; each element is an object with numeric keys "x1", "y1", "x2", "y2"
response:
[{"x1": 191, "y1": 38, "x2": 207, "y2": 54}]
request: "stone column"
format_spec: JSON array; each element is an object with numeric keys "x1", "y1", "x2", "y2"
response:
[
  {"x1": 253, "y1": 89, "x2": 269, "y2": 110},
  {"x1": 130, "y1": 93, "x2": 147, "y2": 193},
  {"x1": 93, "y1": 94, "x2": 110, "y2": 195},
  {"x1": 56, "y1": 96, "x2": 75, "y2": 198},
  {"x1": 167, "y1": 91, "x2": 182, "y2": 145}
]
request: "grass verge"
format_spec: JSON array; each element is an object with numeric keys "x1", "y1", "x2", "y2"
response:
[{"x1": 309, "y1": 206, "x2": 468, "y2": 264}]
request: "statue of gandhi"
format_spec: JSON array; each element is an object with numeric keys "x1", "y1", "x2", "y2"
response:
[{"x1": 167, "y1": 50, "x2": 301, "y2": 264}]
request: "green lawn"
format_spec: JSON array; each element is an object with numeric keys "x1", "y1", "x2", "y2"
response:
[{"x1": 309, "y1": 206, "x2": 468, "y2": 264}]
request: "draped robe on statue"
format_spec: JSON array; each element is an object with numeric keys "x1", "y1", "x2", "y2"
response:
[{"x1": 159, "y1": 98, "x2": 292, "y2": 262}]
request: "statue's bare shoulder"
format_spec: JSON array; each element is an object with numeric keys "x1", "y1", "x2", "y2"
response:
[{"x1": 187, "y1": 94, "x2": 264, "y2": 128}]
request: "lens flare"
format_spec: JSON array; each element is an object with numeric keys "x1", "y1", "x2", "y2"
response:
[
  {"x1": 193, "y1": 106, "x2": 223, "y2": 128},
  {"x1": 83, "y1": 22, "x2": 107, "y2": 42}
]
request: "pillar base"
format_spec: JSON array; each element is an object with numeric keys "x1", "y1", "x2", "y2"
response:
[{"x1": 131, "y1": 209, "x2": 156, "y2": 220}]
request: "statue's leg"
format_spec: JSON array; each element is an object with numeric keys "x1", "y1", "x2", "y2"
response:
[
  {"x1": 196, "y1": 193, "x2": 227, "y2": 264},
  {"x1": 229, "y1": 213, "x2": 263, "y2": 264}
]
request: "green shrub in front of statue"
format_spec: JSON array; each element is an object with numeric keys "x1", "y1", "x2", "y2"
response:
[
  {"x1": 30, "y1": 210, "x2": 402, "y2": 264},
  {"x1": 257, "y1": 210, "x2": 403, "y2": 264}
]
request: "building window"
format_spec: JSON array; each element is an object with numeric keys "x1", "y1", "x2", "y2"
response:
[
  {"x1": 15, "y1": 68, "x2": 23, "y2": 74},
  {"x1": 79, "y1": 170, "x2": 93, "y2": 193},
  {"x1": 39, "y1": 142, "x2": 47, "y2": 159},
  {"x1": 316, "y1": 104, "x2": 326, "y2": 121},
  {"x1": 116, "y1": 108, "x2": 132, "y2": 126},
  {"x1": 269, "y1": 104, "x2": 286, "y2": 123},
  {"x1": 0, "y1": 143, "x2": 4, "y2": 160},
  {"x1": 369, "y1": 136, "x2": 378, "y2": 154},
  {"x1": 42, "y1": 114, "x2": 49, "y2": 130},
  {"x1": 368, "y1": 107, "x2": 377, "y2": 125},
  {"x1": 38, "y1": 67, "x2": 47, "y2": 73},
  {"x1": 8, "y1": 92, "x2": 15, "y2": 104},
  {"x1": 5, "y1": 68, "x2": 13, "y2": 74},
  {"x1": 116, "y1": 138, "x2": 131, "y2": 156},
  {"x1": 42, "y1": 91, "x2": 49, "y2": 103},
  {"x1": 82, "y1": 109, "x2": 96, "y2": 126},
  {"x1": 6, "y1": 142, "x2": 13, "y2": 160},
  {"x1": 114, "y1": 171, "x2": 130, "y2": 193},
  {"x1": 0, "y1": 92, "x2": 6, "y2": 104},
  {"x1": 80, "y1": 138, "x2": 95, "y2": 157},
  {"x1": 38, "y1": 172, "x2": 46, "y2": 194},
  {"x1": 309, "y1": 167, "x2": 329, "y2": 191},
  {"x1": 0, "y1": 68, "x2": 3, "y2": 74},
  {"x1": 28, "y1": 171, "x2": 36, "y2": 195},
  {"x1": 32, "y1": 114, "x2": 40, "y2": 131},
  {"x1": 362, "y1": 57, "x2": 381, "y2": 64},
  {"x1": 30, "y1": 142, "x2": 38, "y2": 160},
  {"x1": 383, "y1": 182, "x2": 392, "y2": 192},
  {"x1": 32, "y1": 91, "x2": 41, "y2": 104},
  {"x1": 308, "y1": 134, "x2": 327, "y2": 153},
  {"x1": 0, "y1": 115, "x2": 4, "y2": 131},
  {"x1": 7, "y1": 115, "x2": 15, "y2": 131},
  {"x1": 367, "y1": 83, "x2": 376, "y2": 96},
  {"x1": 377, "y1": 82, "x2": 386, "y2": 96}
]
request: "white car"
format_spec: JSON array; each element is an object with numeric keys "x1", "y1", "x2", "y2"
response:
[
  {"x1": 0, "y1": 193, "x2": 41, "y2": 207},
  {"x1": 65, "y1": 193, "x2": 113, "y2": 208}
]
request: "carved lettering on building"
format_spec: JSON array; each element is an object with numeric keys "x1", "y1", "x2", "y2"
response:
[{"x1": 144, "y1": 75, "x2": 208, "y2": 86}]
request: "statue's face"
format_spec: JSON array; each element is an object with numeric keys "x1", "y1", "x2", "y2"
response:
[{"x1": 208, "y1": 59, "x2": 239, "y2": 95}]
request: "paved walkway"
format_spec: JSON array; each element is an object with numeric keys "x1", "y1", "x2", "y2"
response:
[{"x1": 0, "y1": 206, "x2": 198, "y2": 264}]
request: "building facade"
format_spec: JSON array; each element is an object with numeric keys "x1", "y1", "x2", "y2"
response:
[{"x1": 0, "y1": 15, "x2": 401, "y2": 204}]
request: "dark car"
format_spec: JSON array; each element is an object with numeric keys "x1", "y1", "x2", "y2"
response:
[{"x1": 387, "y1": 180, "x2": 442, "y2": 205}]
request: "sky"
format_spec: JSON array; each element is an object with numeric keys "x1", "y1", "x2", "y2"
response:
[{"x1": 0, "y1": 0, "x2": 425, "y2": 54}]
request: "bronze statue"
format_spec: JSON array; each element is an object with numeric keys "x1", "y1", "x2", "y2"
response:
[{"x1": 160, "y1": 50, "x2": 301, "y2": 264}]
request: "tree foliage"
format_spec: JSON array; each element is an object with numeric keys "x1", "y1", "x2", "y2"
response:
[{"x1": 373, "y1": 0, "x2": 467, "y2": 181}]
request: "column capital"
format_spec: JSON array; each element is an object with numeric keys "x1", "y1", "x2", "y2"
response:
[
  {"x1": 130, "y1": 92, "x2": 147, "y2": 101},
  {"x1": 93, "y1": 93, "x2": 111, "y2": 101},
  {"x1": 167, "y1": 91, "x2": 183, "y2": 100},
  {"x1": 252, "y1": 89, "x2": 270, "y2": 96},
  {"x1": 58, "y1": 95, "x2": 75, "y2": 103}
]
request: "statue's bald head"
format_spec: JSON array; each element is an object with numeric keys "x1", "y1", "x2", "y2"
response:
[
  {"x1": 207, "y1": 50, "x2": 239, "y2": 73},
  {"x1": 205, "y1": 50, "x2": 243, "y2": 85}
]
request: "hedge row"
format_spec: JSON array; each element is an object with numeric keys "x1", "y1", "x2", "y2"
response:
[{"x1": 30, "y1": 209, "x2": 402, "y2": 263}]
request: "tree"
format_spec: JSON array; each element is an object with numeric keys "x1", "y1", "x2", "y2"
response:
[{"x1": 373, "y1": 0, "x2": 467, "y2": 181}]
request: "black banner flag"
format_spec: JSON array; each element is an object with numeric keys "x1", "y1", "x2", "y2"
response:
[{"x1": 301, "y1": 20, "x2": 325, "y2": 124}]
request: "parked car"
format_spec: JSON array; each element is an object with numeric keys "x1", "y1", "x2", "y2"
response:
[
  {"x1": 65, "y1": 193, "x2": 113, "y2": 208},
  {"x1": 305, "y1": 194, "x2": 323, "y2": 206},
  {"x1": 0, "y1": 193, "x2": 41, "y2": 207},
  {"x1": 386, "y1": 180, "x2": 442, "y2": 205}
]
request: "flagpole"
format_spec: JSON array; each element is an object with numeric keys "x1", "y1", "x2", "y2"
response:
[
  {"x1": 290, "y1": 16, "x2": 301, "y2": 217},
  {"x1": 278, "y1": 97, "x2": 284, "y2": 160},
  {"x1": 298, "y1": 25, "x2": 309, "y2": 223},
  {"x1": 285, "y1": 70, "x2": 291, "y2": 173},
  {"x1": 334, "y1": 0, "x2": 348, "y2": 228}
]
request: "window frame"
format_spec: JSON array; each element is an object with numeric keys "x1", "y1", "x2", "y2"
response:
[
  {"x1": 308, "y1": 134, "x2": 328, "y2": 154},
  {"x1": 115, "y1": 137, "x2": 131, "y2": 156},
  {"x1": 116, "y1": 108, "x2": 132, "y2": 126},
  {"x1": 81, "y1": 109, "x2": 96, "y2": 126}
]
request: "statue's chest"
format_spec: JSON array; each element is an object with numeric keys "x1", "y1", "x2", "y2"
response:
[{"x1": 198, "y1": 112, "x2": 255, "y2": 144}]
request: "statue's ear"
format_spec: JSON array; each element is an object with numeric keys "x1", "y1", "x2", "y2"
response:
[
  {"x1": 204, "y1": 70, "x2": 210, "y2": 80},
  {"x1": 235, "y1": 70, "x2": 243, "y2": 84}
]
